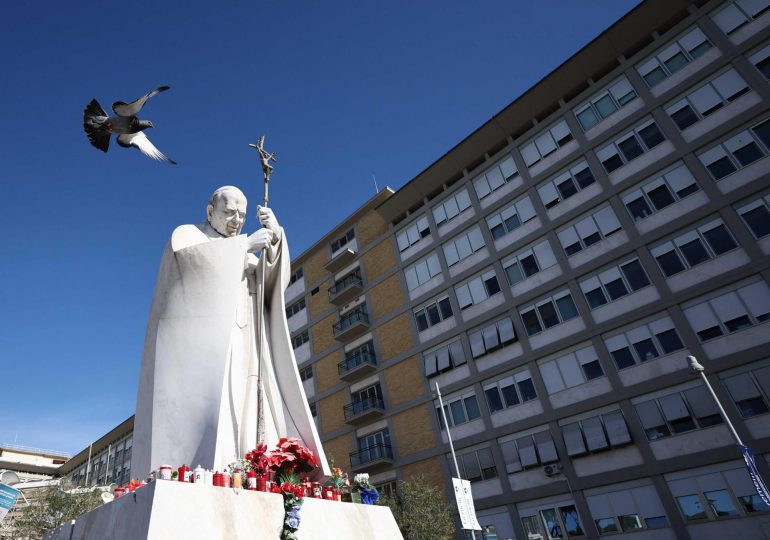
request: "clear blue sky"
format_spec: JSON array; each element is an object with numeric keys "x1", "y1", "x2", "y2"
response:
[{"x1": 0, "y1": 0, "x2": 639, "y2": 454}]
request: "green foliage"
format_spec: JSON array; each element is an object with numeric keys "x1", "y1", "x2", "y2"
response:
[
  {"x1": 8, "y1": 485, "x2": 102, "y2": 540},
  {"x1": 379, "y1": 475, "x2": 455, "y2": 540}
]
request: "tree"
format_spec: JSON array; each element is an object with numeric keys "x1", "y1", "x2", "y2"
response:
[
  {"x1": 380, "y1": 475, "x2": 455, "y2": 540},
  {"x1": 7, "y1": 485, "x2": 102, "y2": 540}
]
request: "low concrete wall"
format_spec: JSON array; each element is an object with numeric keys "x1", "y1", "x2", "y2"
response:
[{"x1": 43, "y1": 481, "x2": 402, "y2": 540}]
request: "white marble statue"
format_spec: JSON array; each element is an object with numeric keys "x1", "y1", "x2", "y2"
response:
[{"x1": 133, "y1": 186, "x2": 329, "y2": 478}]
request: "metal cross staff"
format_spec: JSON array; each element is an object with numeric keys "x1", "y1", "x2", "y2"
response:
[{"x1": 248, "y1": 135, "x2": 277, "y2": 447}]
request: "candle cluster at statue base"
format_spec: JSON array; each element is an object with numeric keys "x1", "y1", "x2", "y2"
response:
[{"x1": 108, "y1": 438, "x2": 378, "y2": 539}]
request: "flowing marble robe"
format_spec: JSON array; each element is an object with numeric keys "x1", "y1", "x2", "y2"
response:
[{"x1": 133, "y1": 222, "x2": 329, "y2": 478}]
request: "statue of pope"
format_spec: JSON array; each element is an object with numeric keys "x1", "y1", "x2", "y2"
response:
[{"x1": 133, "y1": 186, "x2": 329, "y2": 478}]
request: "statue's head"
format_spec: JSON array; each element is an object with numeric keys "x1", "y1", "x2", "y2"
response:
[{"x1": 207, "y1": 186, "x2": 247, "y2": 237}]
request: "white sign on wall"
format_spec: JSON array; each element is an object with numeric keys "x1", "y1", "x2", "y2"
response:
[{"x1": 452, "y1": 478, "x2": 481, "y2": 531}]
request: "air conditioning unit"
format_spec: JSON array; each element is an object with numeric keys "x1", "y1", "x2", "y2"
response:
[{"x1": 543, "y1": 463, "x2": 563, "y2": 477}]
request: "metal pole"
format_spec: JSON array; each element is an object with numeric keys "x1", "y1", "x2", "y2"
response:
[
  {"x1": 84, "y1": 443, "x2": 92, "y2": 487},
  {"x1": 687, "y1": 355, "x2": 744, "y2": 445},
  {"x1": 696, "y1": 371, "x2": 744, "y2": 445},
  {"x1": 437, "y1": 383, "x2": 483, "y2": 539},
  {"x1": 104, "y1": 443, "x2": 111, "y2": 485},
  {"x1": 435, "y1": 382, "x2": 461, "y2": 479}
]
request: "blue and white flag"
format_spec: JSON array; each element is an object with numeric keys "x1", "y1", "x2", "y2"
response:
[
  {"x1": 740, "y1": 444, "x2": 770, "y2": 505},
  {"x1": 0, "y1": 483, "x2": 20, "y2": 524}
]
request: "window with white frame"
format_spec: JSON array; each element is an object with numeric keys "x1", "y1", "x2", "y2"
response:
[
  {"x1": 539, "y1": 345, "x2": 604, "y2": 394},
  {"x1": 651, "y1": 218, "x2": 739, "y2": 277},
  {"x1": 436, "y1": 390, "x2": 481, "y2": 429},
  {"x1": 538, "y1": 159, "x2": 596, "y2": 210},
  {"x1": 668, "y1": 462, "x2": 770, "y2": 521},
  {"x1": 557, "y1": 206, "x2": 621, "y2": 256},
  {"x1": 455, "y1": 270, "x2": 501, "y2": 310},
  {"x1": 562, "y1": 410, "x2": 632, "y2": 457},
  {"x1": 622, "y1": 162, "x2": 699, "y2": 222},
  {"x1": 587, "y1": 483, "x2": 669, "y2": 534},
  {"x1": 521, "y1": 504, "x2": 585, "y2": 539},
  {"x1": 291, "y1": 330, "x2": 309, "y2": 350},
  {"x1": 574, "y1": 76, "x2": 638, "y2": 131},
  {"x1": 331, "y1": 229, "x2": 355, "y2": 253},
  {"x1": 289, "y1": 267, "x2": 303, "y2": 285},
  {"x1": 502, "y1": 239, "x2": 557, "y2": 286},
  {"x1": 698, "y1": 117, "x2": 770, "y2": 180},
  {"x1": 442, "y1": 226, "x2": 485, "y2": 267},
  {"x1": 581, "y1": 259, "x2": 651, "y2": 310},
  {"x1": 486, "y1": 195, "x2": 536, "y2": 240},
  {"x1": 472, "y1": 156, "x2": 520, "y2": 200},
  {"x1": 666, "y1": 68, "x2": 751, "y2": 130},
  {"x1": 683, "y1": 279, "x2": 770, "y2": 341},
  {"x1": 711, "y1": 0, "x2": 770, "y2": 36},
  {"x1": 737, "y1": 193, "x2": 770, "y2": 238},
  {"x1": 423, "y1": 339, "x2": 466, "y2": 377},
  {"x1": 483, "y1": 370, "x2": 538, "y2": 413},
  {"x1": 749, "y1": 41, "x2": 770, "y2": 80},
  {"x1": 404, "y1": 252, "x2": 442, "y2": 291},
  {"x1": 722, "y1": 361, "x2": 770, "y2": 418},
  {"x1": 414, "y1": 294, "x2": 454, "y2": 332},
  {"x1": 634, "y1": 385, "x2": 724, "y2": 440},
  {"x1": 519, "y1": 289, "x2": 579, "y2": 336},
  {"x1": 299, "y1": 365, "x2": 313, "y2": 382},
  {"x1": 396, "y1": 215, "x2": 430, "y2": 252},
  {"x1": 597, "y1": 118, "x2": 667, "y2": 174},
  {"x1": 499, "y1": 430, "x2": 559, "y2": 473},
  {"x1": 468, "y1": 316, "x2": 517, "y2": 359},
  {"x1": 433, "y1": 188, "x2": 473, "y2": 227},
  {"x1": 452, "y1": 447, "x2": 497, "y2": 482},
  {"x1": 636, "y1": 26, "x2": 713, "y2": 87},
  {"x1": 520, "y1": 119, "x2": 574, "y2": 167},
  {"x1": 604, "y1": 316, "x2": 685, "y2": 370},
  {"x1": 286, "y1": 297, "x2": 306, "y2": 319}
]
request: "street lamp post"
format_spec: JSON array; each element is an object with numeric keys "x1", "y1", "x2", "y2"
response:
[
  {"x1": 686, "y1": 355, "x2": 744, "y2": 445},
  {"x1": 686, "y1": 355, "x2": 770, "y2": 505}
]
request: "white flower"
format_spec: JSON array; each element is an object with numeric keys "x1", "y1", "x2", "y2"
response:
[{"x1": 354, "y1": 473, "x2": 369, "y2": 485}]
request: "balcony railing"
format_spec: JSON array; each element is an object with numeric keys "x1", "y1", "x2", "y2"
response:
[
  {"x1": 338, "y1": 349, "x2": 377, "y2": 379},
  {"x1": 343, "y1": 396, "x2": 385, "y2": 423},
  {"x1": 350, "y1": 443, "x2": 394, "y2": 470},
  {"x1": 328, "y1": 274, "x2": 364, "y2": 305},
  {"x1": 333, "y1": 309, "x2": 370, "y2": 341}
]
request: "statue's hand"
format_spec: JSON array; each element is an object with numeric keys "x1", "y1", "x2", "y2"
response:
[
  {"x1": 257, "y1": 206, "x2": 280, "y2": 238},
  {"x1": 247, "y1": 228, "x2": 274, "y2": 253}
]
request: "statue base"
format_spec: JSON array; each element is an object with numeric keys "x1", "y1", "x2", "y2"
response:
[{"x1": 43, "y1": 481, "x2": 403, "y2": 540}]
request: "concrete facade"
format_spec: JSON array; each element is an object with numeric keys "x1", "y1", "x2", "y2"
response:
[{"x1": 286, "y1": 1, "x2": 770, "y2": 539}]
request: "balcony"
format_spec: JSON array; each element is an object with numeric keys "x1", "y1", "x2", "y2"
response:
[
  {"x1": 349, "y1": 443, "x2": 394, "y2": 473},
  {"x1": 343, "y1": 396, "x2": 386, "y2": 425},
  {"x1": 338, "y1": 349, "x2": 377, "y2": 381},
  {"x1": 333, "y1": 309, "x2": 370, "y2": 342},
  {"x1": 324, "y1": 248, "x2": 357, "y2": 273},
  {"x1": 328, "y1": 273, "x2": 364, "y2": 306}
]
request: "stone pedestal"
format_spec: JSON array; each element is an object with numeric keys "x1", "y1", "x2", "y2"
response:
[{"x1": 43, "y1": 481, "x2": 402, "y2": 540}]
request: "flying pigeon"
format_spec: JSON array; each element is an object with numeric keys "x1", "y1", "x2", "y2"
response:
[{"x1": 83, "y1": 86, "x2": 176, "y2": 164}]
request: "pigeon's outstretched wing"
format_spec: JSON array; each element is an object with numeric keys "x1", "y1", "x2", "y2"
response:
[
  {"x1": 117, "y1": 132, "x2": 177, "y2": 164},
  {"x1": 83, "y1": 99, "x2": 111, "y2": 152},
  {"x1": 112, "y1": 85, "x2": 170, "y2": 117}
]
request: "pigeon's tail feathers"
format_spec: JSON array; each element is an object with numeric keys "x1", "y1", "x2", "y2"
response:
[{"x1": 83, "y1": 99, "x2": 110, "y2": 152}]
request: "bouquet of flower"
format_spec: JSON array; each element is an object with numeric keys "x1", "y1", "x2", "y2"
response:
[
  {"x1": 328, "y1": 466, "x2": 349, "y2": 491},
  {"x1": 269, "y1": 437, "x2": 318, "y2": 478},
  {"x1": 228, "y1": 458, "x2": 252, "y2": 476},
  {"x1": 279, "y1": 482, "x2": 305, "y2": 540},
  {"x1": 352, "y1": 473, "x2": 379, "y2": 505},
  {"x1": 267, "y1": 438, "x2": 318, "y2": 540},
  {"x1": 245, "y1": 443, "x2": 270, "y2": 476}
]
